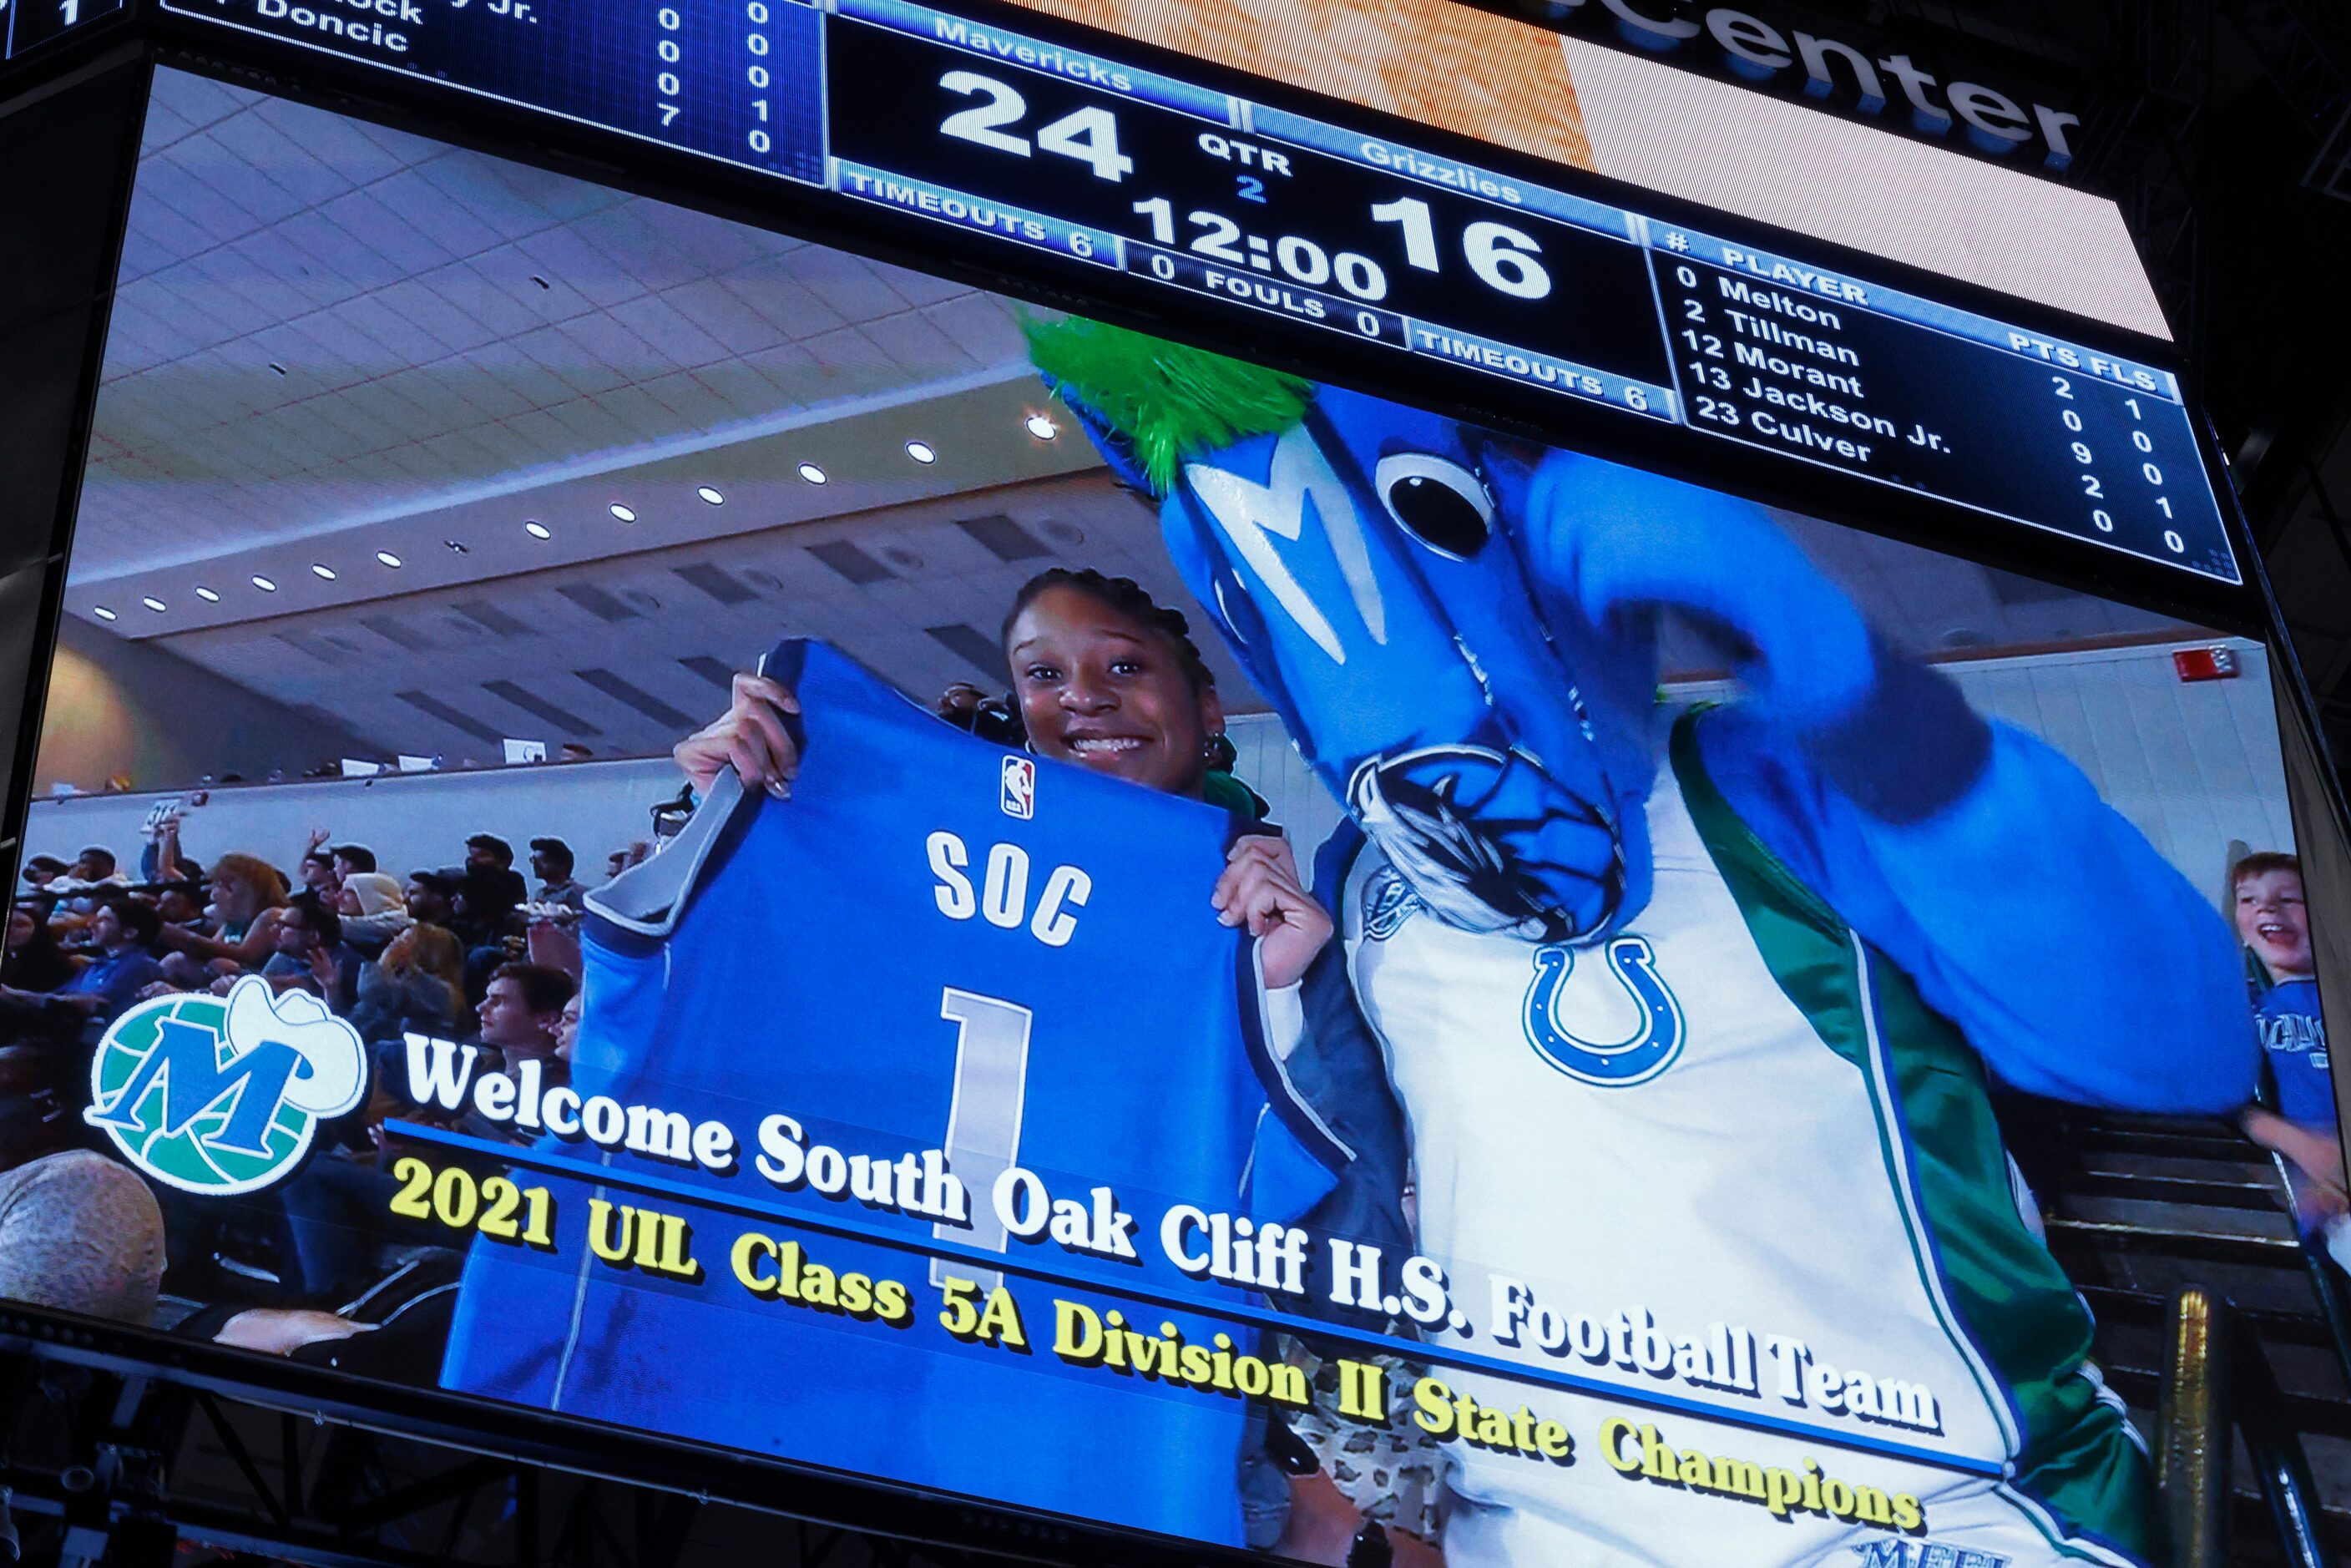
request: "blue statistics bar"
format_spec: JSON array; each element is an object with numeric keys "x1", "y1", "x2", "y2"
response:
[
  {"x1": 1125, "y1": 239, "x2": 1409, "y2": 349},
  {"x1": 832, "y1": 159, "x2": 1122, "y2": 267},
  {"x1": 1404, "y1": 320, "x2": 1678, "y2": 422}
]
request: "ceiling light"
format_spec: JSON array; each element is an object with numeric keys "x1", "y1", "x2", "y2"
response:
[
  {"x1": 696, "y1": 486, "x2": 725, "y2": 505},
  {"x1": 376, "y1": 550, "x2": 403, "y2": 569},
  {"x1": 251, "y1": 575, "x2": 278, "y2": 592},
  {"x1": 797, "y1": 462, "x2": 828, "y2": 485},
  {"x1": 311, "y1": 563, "x2": 337, "y2": 581},
  {"x1": 195, "y1": 586, "x2": 220, "y2": 603},
  {"x1": 1025, "y1": 413, "x2": 1059, "y2": 440},
  {"x1": 92, "y1": 605, "x2": 117, "y2": 621},
  {"x1": 143, "y1": 597, "x2": 167, "y2": 613},
  {"x1": 905, "y1": 440, "x2": 937, "y2": 464},
  {"x1": 608, "y1": 503, "x2": 636, "y2": 523},
  {"x1": 525, "y1": 521, "x2": 553, "y2": 540}
]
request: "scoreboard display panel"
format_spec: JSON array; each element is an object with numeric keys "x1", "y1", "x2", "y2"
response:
[
  {"x1": 147, "y1": 0, "x2": 2238, "y2": 590},
  {"x1": 1, "y1": 3, "x2": 2338, "y2": 1567}
]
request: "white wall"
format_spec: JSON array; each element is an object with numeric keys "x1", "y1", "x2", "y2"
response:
[
  {"x1": 23, "y1": 758, "x2": 688, "y2": 888},
  {"x1": 21, "y1": 639, "x2": 2296, "y2": 913}
]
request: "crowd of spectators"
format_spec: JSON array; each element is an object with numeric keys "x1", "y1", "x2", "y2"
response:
[{"x1": 0, "y1": 817, "x2": 640, "y2": 1331}]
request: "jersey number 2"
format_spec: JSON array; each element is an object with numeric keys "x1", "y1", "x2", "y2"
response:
[{"x1": 931, "y1": 987, "x2": 1031, "y2": 1288}]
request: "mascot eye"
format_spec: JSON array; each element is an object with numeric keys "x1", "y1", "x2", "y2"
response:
[{"x1": 1373, "y1": 453, "x2": 1494, "y2": 559}]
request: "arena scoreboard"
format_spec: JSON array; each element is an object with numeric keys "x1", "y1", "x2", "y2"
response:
[
  {"x1": 2, "y1": 0, "x2": 123, "y2": 60},
  {"x1": 150, "y1": 0, "x2": 2237, "y2": 586}
]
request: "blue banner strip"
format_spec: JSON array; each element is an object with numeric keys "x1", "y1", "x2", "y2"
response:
[
  {"x1": 827, "y1": 0, "x2": 1234, "y2": 123},
  {"x1": 391, "y1": 1119, "x2": 2004, "y2": 1476},
  {"x1": 1403, "y1": 321, "x2": 1678, "y2": 422},
  {"x1": 831, "y1": 159, "x2": 1121, "y2": 268},
  {"x1": 1247, "y1": 105, "x2": 1636, "y2": 243}
]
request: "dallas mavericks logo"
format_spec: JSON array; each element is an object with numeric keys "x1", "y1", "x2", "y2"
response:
[
  {"x1": 1359, "y1": 862, "x2": 1424, "y2": 940},
  {"x1": 1521, "y1": 938, "x2": 1686, "y2": 1086},
  {"x1": 86, "y1": 975, "x2": 367, "y2": 1195}
]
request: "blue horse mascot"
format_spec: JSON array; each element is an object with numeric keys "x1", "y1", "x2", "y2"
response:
[{"x1": 1029, "y1": 316, "x2": 2256, "y2": 1568}]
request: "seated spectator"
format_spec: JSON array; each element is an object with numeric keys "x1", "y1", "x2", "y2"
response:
[
  {"x1": 458, "y1": 834, "x2": 528, "y2": 946},
  {"x1": 3, "y1": 906, "x2": 78, "y2": 993},
  {"x1": 554, "y1": 989, "x2": 583, "y2": 1062},
  {"x1": 157, "y1": 852, "x2": 288, "y2": 979},
  {"x1": 404, "y1": 868, "x2": 460, "y2": 928},
  {"x1": 141, "y1": 812, "x2": 202, "y2": 888},
  {"x1": 48, "y1": 845, "x2": 129, "y2": 938},
  {"x1": 298, "y1": 842, "x2": 339, "y2": 899},
  {"x1": 347, "y1": 923, "x2": 466, "y2": 1045},
  {"x1": 379, "y1": 963, "x2": 576, "y2": 1155},
  {"x1": 38, "y1": 900, "x2": 166, "y2": 1023},
  {"x1": 2234, "y1": 852, "x2": 2344, "y2": 1247},
  {"x1": 0, "y1": 1147, "x2": 165, "y2": 1325},
  {"x1": 334, "y1": 872, "x2": 411, "y2": 957},
  {"x1": 528, "y1": 837, "x2": 586, "y2": 912},
  {"x1": 371, "y1": 963, "x2": 574, "y2": 1159},
  {"x1": 262, "y1": 894, "x2": 363, "y2": 1014},
  {"x1": 477, "y1": 963, "x2": 575, "y2": 1069},
  {"x1": 0, "y1": 1043, "x2": 68, "y2": 1159},
  {"x1": 69, "y1": 845, "x2": 123, "y2": 886},
  {"x1": 331, "y1": 843, "x2": 377, "y2": 881},
  {"x1": 154, "y1": 882, "x2": 211, "y2": 934},
  {"x1": 20, "y1": 854, "x2": 67, "y2": 896}
]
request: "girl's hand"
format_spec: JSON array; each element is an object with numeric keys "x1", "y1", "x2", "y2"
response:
[
  {"x1": 674, "y1": 674, "x2": 801, "y2": 797},
  {"x1": 1213, "y1": 837, "x2": 1333, "y2": 991}
]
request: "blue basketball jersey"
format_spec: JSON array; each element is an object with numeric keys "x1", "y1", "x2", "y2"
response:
[
  {"x1": 439, "y1": 642, "x2": 1344, "y2": 1543},
  {"x1": 2260, "y1": 978, "x2": 2334, "y2": 1130}
]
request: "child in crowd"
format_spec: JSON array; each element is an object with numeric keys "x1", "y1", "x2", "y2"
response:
[{"x1": 2235, "y1": 852, "x2": 2345, "y2": 1257}]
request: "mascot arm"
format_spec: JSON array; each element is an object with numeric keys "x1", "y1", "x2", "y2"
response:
[{"x1": 1701, "y1": 706, "x2": 2257, "y2": 1113}]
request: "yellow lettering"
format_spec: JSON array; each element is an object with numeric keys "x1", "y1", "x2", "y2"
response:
[
  {"x1": 976, "y1": 1285, "x2": 1027, "y2": 1348},
  {"x1": 1599, "y1": 1417, "x2": 1641, "y2": 1473},
  {"x1": 586, "y1": 1198, "x2": 632, "y2": 1263},
  {"x1": 800, "y1": 1262, "x2": 837, "y2": 1308},
  {"x1": 1413, "y1": 1377, "x2": 1456, "y2": 1438},
  {"x1": 1055, "y1": 1299, "x2": 1104, "y2": 1362},
  {"x1": 730, "y1": 1232, "x2": 777, "y2": 1296}
]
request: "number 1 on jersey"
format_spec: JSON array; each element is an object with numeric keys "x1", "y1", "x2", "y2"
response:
[{"x1": 931, "y1": 987, "x2": 1032, "y2": 1288}]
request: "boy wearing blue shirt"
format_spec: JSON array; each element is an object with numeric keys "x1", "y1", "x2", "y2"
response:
[{"x1": 2237, "y1": 852, "x2": 2343, "y2": 1234}]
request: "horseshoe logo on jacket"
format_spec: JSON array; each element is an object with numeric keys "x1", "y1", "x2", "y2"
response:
[{"x1": 1522, "y1": 937, "x2": 1686, "y2": 1086}]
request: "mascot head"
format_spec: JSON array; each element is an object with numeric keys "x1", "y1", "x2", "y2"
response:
[{"x1": 1029, "y1": 316, "x2": 1665, "y2": 943}]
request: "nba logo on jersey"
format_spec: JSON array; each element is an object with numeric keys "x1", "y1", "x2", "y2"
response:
[{"x1": 999, "y1": 755, "x2": 1036, "y2": 819}]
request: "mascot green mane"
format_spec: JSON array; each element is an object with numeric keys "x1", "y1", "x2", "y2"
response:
[{"x1": 1022, "y1": 316, "x2": 1311, "y2": 496}]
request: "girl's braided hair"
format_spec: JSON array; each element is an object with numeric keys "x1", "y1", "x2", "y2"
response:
[{"x1": 1000, "y1": 568, "x2": 1216, "y2": 695}]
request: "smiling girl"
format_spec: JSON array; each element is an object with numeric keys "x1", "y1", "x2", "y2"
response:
[
  {"x1": 673, "y1": 566, "x2": 1434, "y2": 1562},
  {"x1": 675, "y1": 568, "x2": 1333, "y2": 989}
]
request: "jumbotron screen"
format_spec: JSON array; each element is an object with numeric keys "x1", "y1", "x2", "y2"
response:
[{"x1": 0, "y1": 8, "x2": 2328, "y2": 1565}]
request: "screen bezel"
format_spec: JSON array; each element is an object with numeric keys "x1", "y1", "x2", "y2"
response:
[{"x1": 0, "y1": 8, "x2": 2333, "y2": 1559}]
